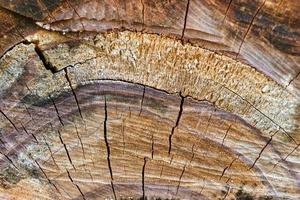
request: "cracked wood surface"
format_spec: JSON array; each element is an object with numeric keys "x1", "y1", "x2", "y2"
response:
[
  {"x1": 0, "y1": 0, "x2": 300, "y2": 97},
  {"x1": 0, "y1": 1, "x2": 299, "y2": 200},
  {"x1": 0, "y1": 31, "x2": 299, "y2": 199}
]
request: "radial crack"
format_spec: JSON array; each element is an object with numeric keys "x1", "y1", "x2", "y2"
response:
[
  {"x1": 49, "y1": 95, "x2": 64, "y2": 126},
  {"x1": 181, "y1": 0, "x2": 190, "y2": 40},
  {"x1": 205, "y1": 111, "x2": 214, "y2": 133},
  {"x1": 35, "y1": 160, "x2": 61, "y2": 194},
  {"x1": 223, "y1": 0, "x2": 233, "y2": 21},
  {"x1": 142, "y1": 157, "x2": 147, "y2": 199},
  {"x1": 75, "y1": 124, "x2": 85, "y2": 159},
  {"x1": 64, "y1": 68, "x2": 83, "y2": 119},
  {"x1": 168, "y1": 95, "x2": 185, "y2": 155},
  {"x1": 34, "y1": 43, "x2": 56, "y2": 73},
  {"x1": 176, "y1": 163, "x2": 187, "y2": 195},
  {"x1": 0, "y1": 138, "x2": 5, "y2": 146},
  {"x1": 42, "y1": 136, "x2": 59, "y2": 169},
  {"x1": 58, "y1": 130, "x2": 76, "y2": 170},
  {"x1": 282, "y1": 144, "x2": 299, "y2": 162},
  {"x1": 139, "y1": 85, "x2": 146, "y2": 116},
  {"x1": 222, "y1": 185, "x2": 230, "y2": 200},
  {"x1": 273, "y1": 144, "x2": 299, "y2": 169},
  {"x1": 236, "y1": 0, "x2": 266, "y2": 58},
  {"x1": 222, "y1": 124, "x2": 231, "y2": 146},
  {"x1": 21, "y1": 123, "x2": 38, "y2": 143},
  {"x1": 0, "y1": 109, "x2": 19, "y2": 132},
  {"x1": 190, "y1": 144, "x2": 195, "y2": 164},
  {"x1": 250, "y1": 135, "x2": 273, "y2": 170},
  {"x1": 21, "y1": 123, "x2": 29, "y2": 136},
  {"x1": 23, "y1": 103, "x2": 32, "y2": 118},
  {"x1": 122, "y1": 119, "x2": 125, "y2": 155},
  {"x1": 219, "y1": 157, "x2": 237, "y2": 180},
  {"x1": 151, "y1": 134, "x2": 154, "y2": 159},
  {"x1": 103, "y1": 96, "x2": 117, "y2": 200},
  {"x1": 66, "y1": 169, "x2": 86, "y2": 200},
  {"x1": 286, "y1": 70, "x2": 300, "y2": 87},
  {"x1": 0, "y1": 151, "x2": 18, "y2": 169}
]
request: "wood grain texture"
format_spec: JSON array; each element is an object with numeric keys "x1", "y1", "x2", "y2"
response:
[
  {"x1": 0, "y1": 0, "x2": 299, "y2": 97},
  {"x1": 0, "y1": 1, "x2": 299, "y2": 200}
]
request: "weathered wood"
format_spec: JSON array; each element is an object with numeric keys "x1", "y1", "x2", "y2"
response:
[
  {"x1": 0, "y1": 1, "x2": 299, "y2": 200},
  {"x1": 1, "y1": 0, "x2": 299, "y2": 97}
]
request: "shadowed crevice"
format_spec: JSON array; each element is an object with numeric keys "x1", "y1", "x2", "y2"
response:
[
  {"x1": 168, "y1": 95, "x2": 185, "y2": 155},
  {"x1": 34, "y1": 44, "x2": 56, "y2": 74},
  {"x1": 42, "y1": 135, "x2": 59, "y2": 169},
  {"x1": 142, "y1": 157, "x2": 147, "y2": 199},
  {"x1": 0, "y1": 151, "x2": 18, "y2": 169},
  {"x1": 49, "y1": 95, "x2": 64, "y2": 126},
  {"x1": 219, "y1": 157, "x2": 238, "y2": 181},
  {"x1": 58, "y1": 130, "x2": 76, "y2": 170},
  {"x1": 21, "y1": 123, "x2": 38, "y2": 143},
  {"x1": 0, "y1": 109, "x2": 19, "y2": 133},
  {"x1": 139, "y1": 85, "x2": 146, "y2": 116},
  {"x1": 176, "y1": 163, "x2": 187, "y2": 195},
  {"x1": 66, "y1": 169, "x2": 86, "y2": 200},
  {"x1": 103, "y1": 96, "x2": 117, "y2": 200},
  {"x1": 64, "y1": 68, "x2": 83, "y2": 120},
  {"x1": 34, "y1": 160, "x2": 61, "y2": 195},
  {"x1": 250, "y1": 135, "x2": 273, "y2": 170}
]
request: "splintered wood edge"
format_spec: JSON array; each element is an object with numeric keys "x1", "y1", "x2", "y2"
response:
[{"x1": 0, "y1": 29, "x2": 299, "y2": 199}]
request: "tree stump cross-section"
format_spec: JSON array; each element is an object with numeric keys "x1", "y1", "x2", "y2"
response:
[{"x1": 0, "y1": 1, "x2": 300, "y2": 200}]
